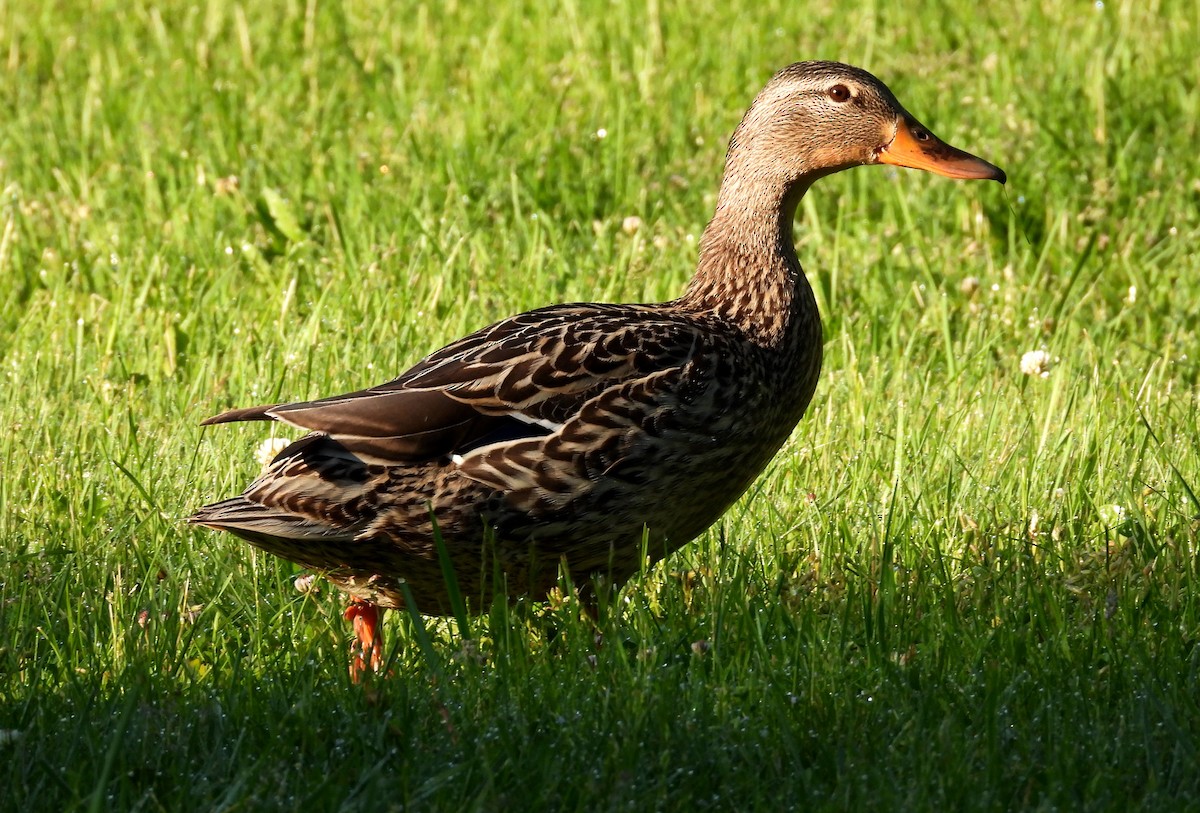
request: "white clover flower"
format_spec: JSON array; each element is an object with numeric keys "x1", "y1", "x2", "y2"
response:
[
  {"x1": 621, "y1": 215, "x2": 643, "y2": 235},
  {"x1": 255, "y1": 437, "x2": 292, "y2": 469},
  {"x1": 1019, "y1": 349, "x2": 1053, "y2": 378},
  {"x1": 1098, "y1": 504, "x2": 1126, "y2": 527}
]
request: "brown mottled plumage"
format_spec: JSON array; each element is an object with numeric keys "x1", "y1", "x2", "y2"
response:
[{"x1": 191, "y1": 61, "x2": 1004, "y2": 671}]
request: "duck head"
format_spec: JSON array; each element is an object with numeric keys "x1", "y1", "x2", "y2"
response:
[{"x1": 720, "y1": 61, "x2": 1005, "y2": 204}]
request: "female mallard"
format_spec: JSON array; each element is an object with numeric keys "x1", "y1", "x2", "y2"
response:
[{"x1": 192, "y1": 61, "x2": 1004, "y2": 676}]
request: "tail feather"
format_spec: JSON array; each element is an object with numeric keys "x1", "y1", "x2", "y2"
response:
[{"x1": 189, "y1": 496, "x2": 356, "y2": 544}]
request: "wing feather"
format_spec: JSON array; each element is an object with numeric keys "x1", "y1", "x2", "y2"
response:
[{"x1": 199, "y1": 303, "x2": 712, "y2": 466}]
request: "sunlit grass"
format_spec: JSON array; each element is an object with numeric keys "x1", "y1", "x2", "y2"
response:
[{"x1": 2, "y1": 0, "x2": 1198, "y2": 809}]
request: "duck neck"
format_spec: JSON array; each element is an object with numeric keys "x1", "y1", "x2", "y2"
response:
[{"x1": 680, "y1": 174, "x2": 819, "y2": 349}]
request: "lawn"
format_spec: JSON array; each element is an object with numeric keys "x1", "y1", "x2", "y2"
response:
[{"x1": 2, "y1": 0, "x2": 1198, "y2": 809}]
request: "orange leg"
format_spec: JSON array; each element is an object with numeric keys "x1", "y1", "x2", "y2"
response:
[{"x1": 343, "y1": 599, "x2": 384, "y2": 682}]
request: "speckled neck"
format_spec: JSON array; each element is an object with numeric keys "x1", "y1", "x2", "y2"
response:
[{"x1": 680, "y1": 175, "x2": 819, "y2": 351}]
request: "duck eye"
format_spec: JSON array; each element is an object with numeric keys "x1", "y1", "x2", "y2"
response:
[{"x1": 827, "y1": 84, "x2": 851, "y2": 103}]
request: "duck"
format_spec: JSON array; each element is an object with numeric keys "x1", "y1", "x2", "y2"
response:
[{"x1": 190, "y1": 61, "x2": 1005, "y2": 677}]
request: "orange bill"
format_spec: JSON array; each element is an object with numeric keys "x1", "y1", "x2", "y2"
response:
[{"x1": 878, "y1": 117, "x2": 1006, "y2": 183}]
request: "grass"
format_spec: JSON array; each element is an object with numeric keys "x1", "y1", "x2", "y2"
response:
[{"x1": 1, "y1": 0, "x2": 1199, "y2": 809}]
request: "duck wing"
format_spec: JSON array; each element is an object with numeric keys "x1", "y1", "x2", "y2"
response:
[{"x1": 200, "y1": 302, "x2": 708, "y2": 466}]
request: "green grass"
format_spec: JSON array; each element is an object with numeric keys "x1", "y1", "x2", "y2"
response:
[{"x1": 2, "y1": 0, "x2": 1199, "y2": 809}]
